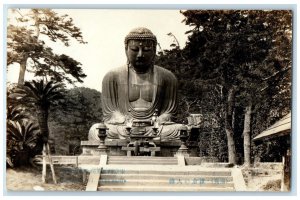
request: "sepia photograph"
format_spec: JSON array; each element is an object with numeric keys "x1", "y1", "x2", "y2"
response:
[{"x1": 5, "y1": 7, "x2": 292, "y2": 192}]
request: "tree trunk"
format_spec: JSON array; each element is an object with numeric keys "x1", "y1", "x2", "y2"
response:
[
  {"x1": 225, "y1": 87, "x2": 237, "y2": 165},
  {"x1": 42, "y1": 143, "x2": 47, "y2": 183},
  {"x1": 18, "y1": 58, "x2": 27, "y2": 85},
  {"x1": 18, "y1": 9, "x2": 40, "y2": 85},
  {"x1": 243, "y1": 103, "x2": 252, "y2": 167},
  {"x1": 37, "y1": 106, "x2": 50, "y2": 183},
  {"x1": 36, "y1": 107, "x2": 49, "y2": 142}
]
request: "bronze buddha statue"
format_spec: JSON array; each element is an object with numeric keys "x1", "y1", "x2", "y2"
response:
[{"x1": 89, "y1": 27, "x2": 181, "y2": 141}]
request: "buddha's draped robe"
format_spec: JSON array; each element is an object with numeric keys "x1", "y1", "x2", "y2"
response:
[{"x1": 88, "y1": 65, "x2": 181, "y2": 141}]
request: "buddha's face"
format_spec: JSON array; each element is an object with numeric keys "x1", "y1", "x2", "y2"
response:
[{"x1": 126, "y1": 40, "x2": 155, "y2": 73}]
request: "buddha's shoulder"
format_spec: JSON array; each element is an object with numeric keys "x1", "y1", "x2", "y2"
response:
[
  {"x1": 103, "y1": 65, "x2": 127, "y2": 77},
  {"x1": 155, "y1": 65, "x2": 177, "y2": 80}
]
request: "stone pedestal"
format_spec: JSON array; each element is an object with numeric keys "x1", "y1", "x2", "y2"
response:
[
  {"x1": 175, "y1": 125, "x2": 190, "y2": 157},
  {"x1": 81, "y1": 139, "x2": 199, "y2": 157},
  {"x1": 93, "y1": 123, "x2": 108, "y2": 155},
  {"x1": 95, "y1": 147, "x2": 108, "y2": 155},
  {"x1": 175, "y1": 147, "x2": 190, "y2": 157}
]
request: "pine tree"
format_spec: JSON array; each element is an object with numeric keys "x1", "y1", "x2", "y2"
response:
[{"x1": 7, "y1": 9, "x2": 87, "y2": 85}]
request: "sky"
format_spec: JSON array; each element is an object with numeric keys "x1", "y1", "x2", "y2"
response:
[{"x1": 6, "y1": 9, "x2": 191, "y2": 92}]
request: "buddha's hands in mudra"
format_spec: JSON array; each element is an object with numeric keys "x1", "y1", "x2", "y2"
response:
[
  {"x1": 107, "y1": 111, "x2": 126, "y2": 124},
  {"x1": 106, "y1": 112, "x2": 173, "y2": 125},
  {"x1": 157, "y1": 113, "x2": 174, "y2": 125}
]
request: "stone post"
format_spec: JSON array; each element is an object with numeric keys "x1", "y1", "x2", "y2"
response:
[
  {"x1": 175, "y1": 125, "x2": 189, "y2": 157},
  {"x1": 96, "y1": 123, "x2": 108, "y2": 155}
]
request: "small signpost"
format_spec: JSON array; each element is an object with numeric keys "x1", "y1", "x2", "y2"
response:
[{"x1": 42, "y1": 143, "x2": 57, "y2": 184}]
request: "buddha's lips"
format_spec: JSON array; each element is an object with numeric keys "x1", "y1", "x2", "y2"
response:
[
  {"x1": 136, "y1": 59, "x2": 145, "y2": 63},
  {"x1": 135, "y1": 61, "x2": 146, "y2": 66}
]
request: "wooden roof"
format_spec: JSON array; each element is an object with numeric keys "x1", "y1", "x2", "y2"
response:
[{"x1": 253, "y1": 112, "x2": 291, "y2": 141}]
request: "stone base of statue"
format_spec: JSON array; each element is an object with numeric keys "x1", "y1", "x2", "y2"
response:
[
  {"x1": 81, "y1": 139, "x2": 199, "y2": 157},
  {"x1": 81, "y1": 117, "x2": 202, "y2": 157}
]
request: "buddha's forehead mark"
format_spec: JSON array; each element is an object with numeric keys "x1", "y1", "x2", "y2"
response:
[{"x1": 129, "y1": 40, "x2": 153, "y2": 46}]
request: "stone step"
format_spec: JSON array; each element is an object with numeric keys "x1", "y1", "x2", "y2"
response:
[
  {"x1": 99, "y1": 178, "x2": 234, "y2": 187},
  {"x1": 98, "y1": 185, "x2": 235, "y2": 192},
  {"x1": 107, "y1": 156, "x2": 177, "y2": 162},
  {"x1": 107, "y1": 157, "x2": 178, "y2": 160},
  {"x1": 108, "y1": 156, "x2": 177, "y2": 160},
  {"x1": 92, "y1": 164, "x2": 235, "y2": 191},
  {"x1": 107, "y1": 161, "x2": 178, "y2": 165},
  {"x1": 101, "y1": 169, "x2": 231, "y2": 176},
  {"x1": 100, "y1": 174, "x2": 233, "y2": 182},
  {"x1": 107, "y1": 156, "x2": 178, "y2": 165}
]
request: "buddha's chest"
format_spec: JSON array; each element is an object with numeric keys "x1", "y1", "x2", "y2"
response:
[
  {"x1": 128, "y1": 84, "x2": 154, "y2": 102},
  {"x1": 128, "y1": 70, "x2": 155, "y2": 106}
]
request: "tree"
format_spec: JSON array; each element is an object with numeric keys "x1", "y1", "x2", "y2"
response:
[
  {"x1": 7, "y1": 120, "x2": 41, "y2": 167},
  {"x1": 11, "y1": 80, "x2": 64, "y2": 182},
  {"x1": 156, "y1": 36, "x2": 228, "y2": 161},
  {"x1": 11, "y1": 80, "x2": 64, "y2": 143},
  {"x1": 6, "y1": 87, "x2": 39, "y2": 167},
  {"x1": 156, "y1": 10, "x2": 291, "y2": 164},
  {"x1": 7, "y1": 9, "x2": 87, "y2": 85},
  {"x1": 180, "y1": 10, "x2": 291, "y2": 164},
  {"x1": 48, "y1": 87, "x2": 102, "y2": 154}
]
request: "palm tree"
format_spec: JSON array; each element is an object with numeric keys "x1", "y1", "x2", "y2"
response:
[
  {"x1": 12, "y1": 80, "x2": 64, "y2": 143},
  {"x1": 7, "y1": 120, "x2": 40, "y2": 167},
  {"x1": 11, "y1": 80, "x2": 64, "y2": 183}
]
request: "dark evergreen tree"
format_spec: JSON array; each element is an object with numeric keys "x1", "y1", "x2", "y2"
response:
[{"x1": 157, "y1": 10, "x2": 291, "y2": 164}]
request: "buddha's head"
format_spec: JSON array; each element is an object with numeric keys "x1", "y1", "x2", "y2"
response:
[{"x1": 125, "y1": 27, "x2": 157, "y2": 73}]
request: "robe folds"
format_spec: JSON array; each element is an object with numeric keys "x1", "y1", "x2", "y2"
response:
[
  {"x1": 88, "y1": 65, "x2": 181, "y2": 140},
  {"x1": 102, "y1": 65, "x2": 178, "y2": 123}
]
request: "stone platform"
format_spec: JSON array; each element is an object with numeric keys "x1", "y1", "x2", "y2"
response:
[{"x1": 81, "y1": 139, "x2": 199, "y2": 157}]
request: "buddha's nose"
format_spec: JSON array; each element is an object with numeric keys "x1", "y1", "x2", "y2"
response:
[{"x1": 137, "y1": 49, "x2": 144, "y2": 58}]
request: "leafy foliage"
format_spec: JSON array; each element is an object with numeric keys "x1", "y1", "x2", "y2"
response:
[
  {"x1": 10, "y1": 80, "x2": 64, "y2": 144},
  {"x1": 48, "y1": 87, "x2": 102, "y2": 154},
  {"x1": 180, "y1": 10, "x2": 291, "y2": 100},
  {"x1": 6, "y1": 103, "x2": 27, "y2": 122},
  {"x1": 6, "y1": 120, "x2": 42, "y2": 167},
  {"x1": 7, "y1": 9, "x2": 87, "y2": 84},
  {"x1": 156, "y1": 10, "x2": 292, "y2": 163},
  {"x1": 12, "y1": 80, "x2": 64, "y2": 109}
]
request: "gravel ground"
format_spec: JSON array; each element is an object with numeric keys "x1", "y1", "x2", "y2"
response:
[{"x1": 6, "y1": 166, "x2": 86, "y2": 191}]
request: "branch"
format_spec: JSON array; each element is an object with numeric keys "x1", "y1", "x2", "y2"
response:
[
  {"x1": 15, "y1": 9, "x2": 24, "y2": 18},
  {"x1": 194, "y1": 76, "x2": 222, "y2": 86},
  {"x1": 262, "y1": 66, "x2": 291, "y2": 81}
]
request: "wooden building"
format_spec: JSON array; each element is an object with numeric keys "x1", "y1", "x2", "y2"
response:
[{"x1": 253, "y1": 112, "x2": 291, "y2": 191}]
